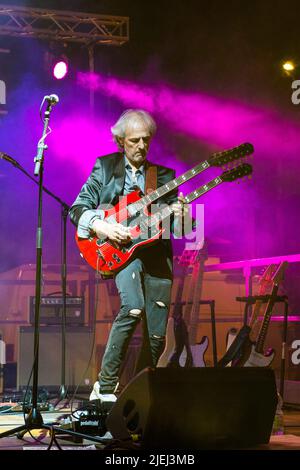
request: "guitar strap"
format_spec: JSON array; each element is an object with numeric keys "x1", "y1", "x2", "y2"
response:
[{"x1": 145, "y1": 164, "x2": 157, "y2": 194}]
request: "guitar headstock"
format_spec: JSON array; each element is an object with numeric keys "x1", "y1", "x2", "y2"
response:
[
  {"x1": 209, "y1": 143, "x2": 254, "y2": 167},
  {"x1": 220, "y1": 163, "x2": 253, "y2": 182},
  {"x1": 257, "y1": 261, "x2": 289, "y2": 295},
  {"x1": 258, "y1": 264, "x2": 278, "y2": 295},
  {"x1": 177, "y1": 240, "x2": 208, "y2": 267}
]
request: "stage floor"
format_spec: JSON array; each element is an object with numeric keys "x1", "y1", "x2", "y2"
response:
[{"x1": 0, "y1": 403, "x2": 299, "y2": 451}]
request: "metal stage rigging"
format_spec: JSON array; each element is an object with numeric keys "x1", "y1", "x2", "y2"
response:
[{"x1": 0, "y1": 4, "x2": 129, "y2": 46}]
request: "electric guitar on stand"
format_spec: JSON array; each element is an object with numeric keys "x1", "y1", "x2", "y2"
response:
[
  {"x1": 76, "y1": 143, "x2": 254, "y2": 276},
  {"x1": 240, "y1": 261, "x2": 288, "y2": 367},
  {"x1": 177, "y1": 244, "x2": 208, "y2": 367},
  {"x1": 218, "y1": 263, "x2": 279, "y2": 367},
  {"x1": 157, "y1": 244, "x2": 206, "y2": 367},
  {"x1": 219, "y1": 262, "x2": 288, "y2": 367}
]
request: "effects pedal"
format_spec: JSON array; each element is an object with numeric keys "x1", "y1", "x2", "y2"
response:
[{"x1": 58, "y1": 399, "x2": 112, "y2": 440}]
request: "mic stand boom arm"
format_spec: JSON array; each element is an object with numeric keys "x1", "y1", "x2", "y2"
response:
[{"x1": 0, "y1": 154, "x2": 69, "y2": 209}]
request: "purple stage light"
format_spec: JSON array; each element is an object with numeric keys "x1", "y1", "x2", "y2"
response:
[{"x1": 53, "y1": 61, "x2": 68, "y2": 80}]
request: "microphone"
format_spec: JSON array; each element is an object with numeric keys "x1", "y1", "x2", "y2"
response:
[
  {"x1": 44, "y1": 94, "x2": 59, "y2": 105},
  {"x1": 0, "y1": 151, "x2": 19, "y2": 166}
]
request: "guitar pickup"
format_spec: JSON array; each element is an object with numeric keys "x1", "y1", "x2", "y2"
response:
[{"x1": 112, "y1": 254, "x2": 122, "y2": 263}]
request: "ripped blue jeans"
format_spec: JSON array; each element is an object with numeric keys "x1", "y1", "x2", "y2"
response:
[{"x1": 99, "y1": 258, "x2": 172, "y2": 393}]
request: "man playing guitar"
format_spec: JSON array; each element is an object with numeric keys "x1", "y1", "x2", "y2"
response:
[{"x1": 69, "y1": 109, "x2": 194, "y2": 404}]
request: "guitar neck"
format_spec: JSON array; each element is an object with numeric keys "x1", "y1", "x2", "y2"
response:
[
  {"x1": 249, "y1": 264, "x2": 278, "y2": 336},
  {"x1": 147, "y1": 176, "x2": 223, "y2": 228},
  {"x1": 172, "y1": 264, "x2": 191, "y2": 318},
  {"x1": 185, "y1": 177, "x2": 223, "y2": 203},
  {"x1": 255, "y1": 284, "x2": 279, "y2": 353},
  {"x1": 138, "y1": 142, "x2": 253, "y2": 208},
  {"x1": 249, "y1": 300, "x2": 263, "y2": 329},
  {"x1": 138, "y1": 142, "x2": 253, "y2": 209},
  {"x1": 184, "y1": 258, "x2": 205, "y2": 344},
  {"x1": 140, "y1": 160, "x2": 211, "y2": 207}
]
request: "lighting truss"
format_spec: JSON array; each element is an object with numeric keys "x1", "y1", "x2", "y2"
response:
[{"x1": 0, "y1": 4, "x2": 129, "y2": 47}]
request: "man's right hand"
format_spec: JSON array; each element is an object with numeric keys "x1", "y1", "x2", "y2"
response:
[{"x1": 92, "y1": 219, "x2": 132, "y2": 244}]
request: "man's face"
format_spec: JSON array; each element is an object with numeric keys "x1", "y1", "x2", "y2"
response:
[{"x1": 122, "y1": 120, "x2": 152, "y2": 168}]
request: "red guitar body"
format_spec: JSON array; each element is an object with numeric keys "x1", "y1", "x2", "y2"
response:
[{"x1": 75, "y1": 189, "x2": 165, "y2": 275}]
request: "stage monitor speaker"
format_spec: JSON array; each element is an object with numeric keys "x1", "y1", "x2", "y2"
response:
[
  {"x1": 106, "y1": 367, "x2": 278, "y2": 449},
  {"x1": 17, "y1": 326, "x2": 95, "y2": 390}
]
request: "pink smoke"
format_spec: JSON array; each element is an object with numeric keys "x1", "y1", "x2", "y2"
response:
[{"x1": 77, "y1": 71, "x2": 300, "y2": 159}]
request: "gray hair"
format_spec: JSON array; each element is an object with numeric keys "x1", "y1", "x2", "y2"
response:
[{"x1": 111, "y1": 109, "x2": 157, "y2": 148}]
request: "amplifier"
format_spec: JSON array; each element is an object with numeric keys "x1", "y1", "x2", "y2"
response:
[
  {"x1": 29, "y1": 296, "x2": 85, "y2": 325},
  {"x1": 18, "y1": 326, "x2": 95, "y2": 389}
]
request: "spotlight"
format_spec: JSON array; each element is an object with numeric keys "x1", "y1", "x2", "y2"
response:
[
  {"x1": 282, "y1": 60, "x2": 295, "y2": 73},
  {"x1": 44, "y1": 47, "x2": 69, "y2": 80},
  {"x1": 53, "y1": 60, "x2": 68, "y2": 80}
]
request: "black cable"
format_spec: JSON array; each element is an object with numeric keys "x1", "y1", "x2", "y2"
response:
[
  {"x1": 46, "y1": 427, "x2": 55, "y2": 450},
  {"x1": 47, "y1": 425, "x2": 63, "y2": 450},
  {"x1": 67, "y1": 271, "x2": 100, "y2": 417}
]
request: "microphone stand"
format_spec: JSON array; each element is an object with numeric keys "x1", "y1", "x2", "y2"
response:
[
  {"x1": 0, "y1": 98, "x2": 55, "y2": 437},
  {"x1": 0, "y1": 112, "x2": 109, "y2": 446},
  {"x1": 59, "y1": 204, "x2": 68, "y2": 401}
]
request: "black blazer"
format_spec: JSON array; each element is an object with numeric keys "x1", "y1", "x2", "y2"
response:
[{"x1": 69, "y1": 152, "x2": 178, "y2": 278}]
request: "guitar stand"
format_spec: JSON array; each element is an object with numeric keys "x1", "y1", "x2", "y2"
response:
[
  {"x1": 236, "y1": 294, "x2": 289, "y2": 401},
  {"x1": 199, "y1": 300, "x2": 217, "y2": 367},
  {"x1": 173, "y1": 299, "x2": 217, "y2": 366}
]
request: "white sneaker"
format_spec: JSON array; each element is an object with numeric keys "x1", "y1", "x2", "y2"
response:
[
  {"x1": 89, "y1": 382, "x2": 117, "y2": 403},
  {"x1": 99, "y1": 393, "x2": 117, "y2": 403},
  {"x1": 99, "y1": 431, "x2": 114, "y2": 440},
  {"x1": 89, "y1": 381, "x2": 100, "y2": 400}
]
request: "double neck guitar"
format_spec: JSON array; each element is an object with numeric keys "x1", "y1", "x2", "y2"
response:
[{"x1": 76, "y1": 143, "x2": 254, "y2": 275}]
